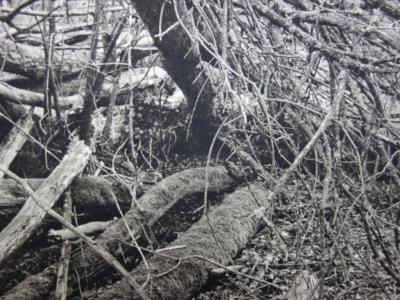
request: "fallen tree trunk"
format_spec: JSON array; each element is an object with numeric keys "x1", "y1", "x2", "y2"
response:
[
  {"x1": 0, "y1": 39, "x2": 88, "y2": 81},
  {"x1": 0, "y1": 67, "x2": 185, "y2": 110},
  {"x1": 0, "y1": 176, "x2": 137, "y2": 210},
  {"x1": 0, "y1": 82, "x2": 83, "y2": 110},
  {"x1": 94, "y1": 184, "x2": 269, "y2": 299},
  {"x1": 0, "y1": 139, "x2": 91, "y2": 268},
  {"x1": 1, "y1": 165, "x2": 249, "y2": 299}
]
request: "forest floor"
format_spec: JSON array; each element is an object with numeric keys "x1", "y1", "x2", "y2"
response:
[{"x1": 1, "y1": 135, "x2": 398, "y2": 300}]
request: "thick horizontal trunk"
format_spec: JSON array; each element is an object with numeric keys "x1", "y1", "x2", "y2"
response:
[
  {"x1": 2, "y1": 166, "x2": 247, "y2": 300},
  {"x1": 0, "y1": 40, "x2": 88, "y2": 81},
  {"x1": 0, "y1": 176, "x2": 137, "y2": 210},
  {"x1": 96, "y1": 184, "x2": 268, "y2": 299},
  {"x1": 0, "y1": 67, "x2": 185, "y2": 110}
]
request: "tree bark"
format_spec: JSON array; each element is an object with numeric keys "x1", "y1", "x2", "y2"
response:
[
  {"x1": 0, "y1": 39, "x2": 88, "y2": 81},
  {"x1": 132, "y1": 0, "x2": 218, "y2": 146},
  {"x1": 95, "y1": 184, "x2": 268, "y2": 299}
]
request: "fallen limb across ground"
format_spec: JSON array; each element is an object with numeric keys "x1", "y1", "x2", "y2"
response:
[
  {"x1": 0, "y1": 139, "x2": 91, "y2": 269},
  {"x1": 2, "y1": 165, "x2": 248, "y2": 299},
  {"x1": 0, "y1": 176, "x2": 138, "y2": 210},
  {"x1": 94, "y1": 184, "x2": 269, "y2": 299}
]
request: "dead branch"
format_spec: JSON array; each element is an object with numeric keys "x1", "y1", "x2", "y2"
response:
[
  {"x1": 0, "y1": 138, "x2": 90, "y2": 268},
  {"x1": 2, "y1": 165, "x2": 247, "y2": 299}
]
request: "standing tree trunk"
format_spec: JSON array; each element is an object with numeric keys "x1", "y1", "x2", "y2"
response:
[{"x1": 132, "y1": 0, "x2": 218, "y2": 147}]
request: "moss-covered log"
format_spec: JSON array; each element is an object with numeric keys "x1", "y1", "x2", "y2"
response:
[
  {"x1": 95, "y1": 184, "x2": 268, "y2": 299},
  {"x1": 1, "y1": 166, "x2": 249, "y2": 299},
  {"x1": 0, "y1": 176, "x2": 134, "y2": 210}
]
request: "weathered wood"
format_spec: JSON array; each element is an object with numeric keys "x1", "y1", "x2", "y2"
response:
[
  {"x1": 0, "y1": 82, "x2": 83, "y2": 110},
  {"x1": 2, "y1": 166, "x2": 248, "y2": 299},
  {"x1": 0, "y1": 165, "x2": 148, "y2": 300},
  {"x1": 95, "y1": 184, "x2": 269, "y2": 299},
  {"x1": 48, "y1": 220, "x2": 114, "y2": 240},
  {"x1": 0, "y1": 67, "x2": 185, "y2": 110},
  {"x1": 0, "y1": 39, "x2": 88, "y2": 81},
  {"x1": 0, "y1": 139, "x2": 91, "y2": 268},
  {"x1": 0, "y1": 110, "x2": 36, "y2": 178}
]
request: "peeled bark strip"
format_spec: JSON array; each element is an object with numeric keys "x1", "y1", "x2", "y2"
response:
[
  {"x1": 96, "y1": 184, "x2": 268, "y2": 299},
  {"x1": 2, "y1": 166, "x2": 246, "y2": 300},
  {"x1": 0, "y1": 110, "x2": 36, "y2": 178},
  {"x1": 0, "y1": 139, "x2": 91, "y2": 268}
]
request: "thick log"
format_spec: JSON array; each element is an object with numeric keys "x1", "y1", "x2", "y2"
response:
[
  {"x1": 48, "y1": 220, "x2": 114, "y2": 240},
  {"x1": 0, "y1": 39, "x2": 88, "y2": 81},
  {"x1": 0, "y1": 82, "x2": 83, "y2": 110},
  {"x1": 2, "y1": 166, "x2": 249, "y2": 299},
  {"x1": 0, "y1": 176, "x2": 135, "y2": 210},
  {"x1": 0, "y1": 110, "x2": 36, "y2": 178},
  {"x1": 0, "y1": 67, "x2": 185, "y2": 110},
  {"x1": 0, "y1": 139, "x2": 91, "y2": 268},
  {"x1": 95, "y1": 184, "x2": 269, "y2": 299},
  {"x1": 0, "y1": 245, "x2": 61, "y2": 296}
]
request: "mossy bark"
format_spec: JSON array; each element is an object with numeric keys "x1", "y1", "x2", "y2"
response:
[
  {"x1": 2, "y1": 166, "x2": 245, "y2": 300},
  {"x1": 95, "y1": 185, "x2": 268, "y2": 299}
]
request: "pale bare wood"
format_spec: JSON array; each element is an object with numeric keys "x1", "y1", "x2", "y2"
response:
[
  {"x1": 0, "y1": 67, "x2": 185, "y2": 111},
  {"x1": 0, "y1": 82, "x2": 83, "y2": 110},
  {"x1": 0, "y1": 162, "x2": 149, "y2": 300},
  {"x1": 49, "y1": 220, "x2": 114, "y2": 240},
  {"x1": 0, "y1": 138, "x2": 90, "y2": 268}
]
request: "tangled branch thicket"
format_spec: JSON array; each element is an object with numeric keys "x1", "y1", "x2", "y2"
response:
[
  {"x1": 1, "y1": 0, "x2": 400, "y2": 299},
  {"x1": 186, "y1": 0, "x2": 400, "y2": 297}
]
